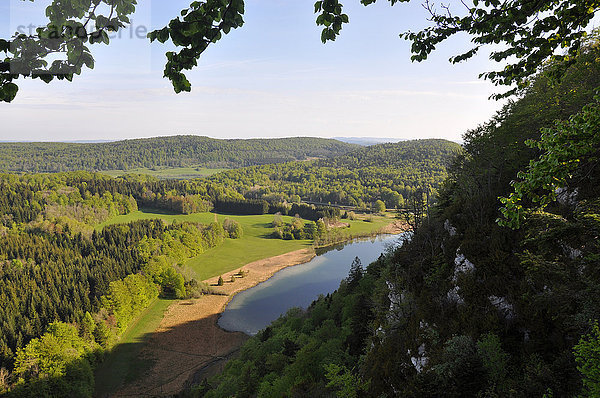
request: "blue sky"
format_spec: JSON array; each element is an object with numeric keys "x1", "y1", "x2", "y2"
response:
[{"x1": 1, "y1": 0, "x2": 509, "y2": 141}]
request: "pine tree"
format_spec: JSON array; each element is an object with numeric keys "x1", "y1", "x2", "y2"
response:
[{"x1": 347, "y1": 257, "x2": 363, "y2": 290}]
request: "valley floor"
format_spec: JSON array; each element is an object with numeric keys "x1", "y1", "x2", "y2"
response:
[{"x1": 93, "y1": 210, "x2": 402, "y2": 397}]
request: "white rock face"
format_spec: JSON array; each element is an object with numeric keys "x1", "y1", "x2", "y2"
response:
[
  {"x1": 489, "y1": 295, "x2": 515, "y2": 319},
  {"x1": 374, "y1": 325, "x2": 386, "y2": 342},
  {"x1": 453, "y1": 250, "x2": 475, "y2": 282},
  {"x1": 409, "y1": 344, "x2": 429, "y2": 373},
  {"x1": 386, "y1": 282, "x2": 407, "y2": 323},
  {"x1": 447, "y1": 286, "x2": 465, "y2": 305},
  {"x1": 445, "y1": 249, "x2": 474, "y2": 305},
  {"x1": 561, "y1": 242, "x2": 582, "y2": 259},
  {"x1": 387, "y1": 282, "x2": 401, "y2": 311},
  {"x1": 444, "y1": 219, "x2": 457, "y2": 236},
  {"x1": 556, "y1": 187, "x2": 579, "y2": 207}
]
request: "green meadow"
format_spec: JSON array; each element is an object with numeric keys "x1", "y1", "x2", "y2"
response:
[
  {"x1": 94, "y1": 298, "x2": 172, "y2": 397},
  {"x1": 99, "y1": 209, "x2": 391, "y2": 281}
]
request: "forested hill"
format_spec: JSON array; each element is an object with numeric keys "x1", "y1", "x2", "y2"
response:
[
  {"x1": 0, "y1": 136, "x2": 358, "y2": 172},
  {"x1": 317, "y1": 138, "x2": 460, "y2": 169},
  {"x1": 207, "y1": 139, "x2": 461, "y2": 209}
]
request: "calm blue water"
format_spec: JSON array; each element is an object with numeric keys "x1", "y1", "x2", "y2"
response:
[{"x1": 218, "y1": 234, "x2": 402, "y2": 335}]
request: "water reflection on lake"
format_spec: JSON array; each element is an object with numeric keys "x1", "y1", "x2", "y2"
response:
[{"x1": 218, "y1": 234, "x2": 403, "y2": 335}]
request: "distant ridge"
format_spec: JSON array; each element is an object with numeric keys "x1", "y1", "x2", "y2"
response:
[
  {"x1": 0, "y1": 135, "x2": 358, "y2": 173},
  {"x1": 333, "y1": 137, "x2": 407, "y2": 146},
  {"x1": 334, "y1": 137, "x2": 463, "y2": 146},
  {"x1": 0, "y1": 140, "x2": 115, "y2": 143}
]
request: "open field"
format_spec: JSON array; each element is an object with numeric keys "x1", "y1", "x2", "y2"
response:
[
  {"x1": 100, "y1": 166, "x2": 227, "y2": 179},
  {"x1": 98, "y1": 209, "x2": 393, "y2": 281}
]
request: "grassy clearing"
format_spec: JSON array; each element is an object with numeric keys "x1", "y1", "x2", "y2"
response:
[
  {"x1": 185, "y1": 220, "x2": 311, "y2": 281},
  {"x1": 98, "y1": 209, "x2": 392, "y2": 280},
  {"x1": 100, "y1": 166, "x2": 227, "y2": 180},
  {"x1": 99, "y1": 210, "x2": 313, "y2": 280},
  {"x1": 94, "y1": 298, "x2": 172, "y2": 397},
  {"x1": 342, "y1": 216, "x2": 392, "y2": 235}
]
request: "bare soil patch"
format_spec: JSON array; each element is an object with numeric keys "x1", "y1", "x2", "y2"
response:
[
  {"x1": 379, "y1": 219, "x2": 411, "y2": 234},
  {"x1": 325, "y1": 219, "x2": 350, "y2": 229}
]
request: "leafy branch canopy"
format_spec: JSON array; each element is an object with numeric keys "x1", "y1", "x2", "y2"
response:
[
  {"x1": 1, "y1": 0, "x2": 598, "y2": 102},
  {"x1": 1, "y1": 0, "x2": 137, "y2": 102}
]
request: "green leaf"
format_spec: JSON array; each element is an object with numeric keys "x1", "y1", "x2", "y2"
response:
[
  {"x1": 1, "y1": 82, "x2": 19, "y2": 102},
  {"x1": 0, "y1": 40, "x2": 9, "y2": 53},
  {"x1": 37, "y1": 74, "x2": 54, "y2": 84},
  {"x1": 158, "y1": 28, "x2": 170, "y2": 43}
]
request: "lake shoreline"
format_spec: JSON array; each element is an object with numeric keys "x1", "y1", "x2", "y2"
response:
[
  {"x1": 115, "y1": 230, "x2": 404, "y2": 396},
  {"x1": 115, "y1": 248, "x2": 317, "y2": 396},
  {"x1": 204, "y1": 247, "x2": 318, "y2": 314},
  {"x1": 313, "y1": 219, "x2": 410, "y2": 250}
]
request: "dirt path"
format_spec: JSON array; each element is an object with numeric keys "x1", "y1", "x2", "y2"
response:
[{"x1": 113, "y1": 248, "x2": 316, "y2": 397}]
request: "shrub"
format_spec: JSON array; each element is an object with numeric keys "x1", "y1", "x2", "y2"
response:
[
  {"x1": 223, "y1": 218, "x2": 243, "y2": 239},
  {"x1": 373, "y1": 200, "x2": 386, "y2": 213}
]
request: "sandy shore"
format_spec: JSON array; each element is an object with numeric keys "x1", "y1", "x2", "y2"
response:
[
  {"x1": 114, "y1": 248, "x2": 316, "y2": 397},
  {"x1": 379, "y1": 219, "x2": 410, "y2": 234}
]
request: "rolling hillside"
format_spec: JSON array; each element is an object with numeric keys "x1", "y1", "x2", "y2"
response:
[
  {"x1": 0, "y1": 136, "x2": 358, "y2": 172},
  {"x1": 207, "y1": 139, "x2": 462, "y2": 209}
]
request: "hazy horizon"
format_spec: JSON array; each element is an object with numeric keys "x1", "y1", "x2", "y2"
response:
[
  {"x1": 0, "y1": 0, "x2": 505, "y2": 142},
  {"x1": 0, "y1": 134, "x2": 461, "y2": 144}
]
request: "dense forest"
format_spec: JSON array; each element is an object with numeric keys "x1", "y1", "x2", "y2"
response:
[
  {"x1": 207, "y1": 139, "x2": 460, "y2": 209},
  {"x1": 0, "y1": 173, "x2": 234, "y2": 395},
  {"x1": 0, "y1": 169, "x2": 256, "y2": 397},
  {"x1": 188, "y1": 35, "x2": 600, "y2": 397},
  {"x1": 0, "y1": 215, "x2": 231, "y2": 396},
  {"x1": 0, "y1": 138, "x2": 457, "y2": 223},
  {"x1": 0, "y1": 136, "x2": 357, "y2": 172},
  {"x1": 0, "y1": 137, "x2": 457, "y2": 396}
]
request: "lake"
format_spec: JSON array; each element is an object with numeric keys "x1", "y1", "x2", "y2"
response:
[{"x1": 218, "y1": 234, "x2": 403, "y2": 335}]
